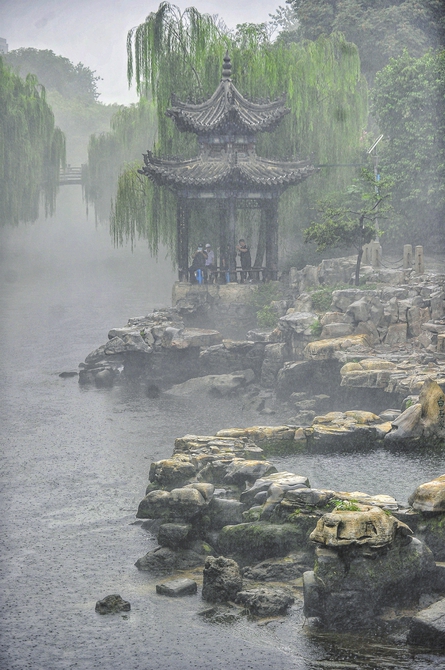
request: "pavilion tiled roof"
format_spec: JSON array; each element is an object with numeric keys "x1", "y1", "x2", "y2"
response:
[
  {"x1": 166, "y1": 53, "x2": 289, "y2": 135},
  {"x1": 139, "y1": 150, "x2": 317, "y2": 189}
]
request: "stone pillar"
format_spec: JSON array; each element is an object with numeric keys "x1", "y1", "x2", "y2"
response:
[
  {"x1": 265, "y1": 199, "x2": 279, "y2": 280},
  {"x1": 415, "y1": 245, "x2": 424, "y2": 274},
  {"x1": 403, "y1": 244, "x2": 413, "y2": 269},
  {"x1": 177, "y1": 198, "x2": 190, "y2": 282}
]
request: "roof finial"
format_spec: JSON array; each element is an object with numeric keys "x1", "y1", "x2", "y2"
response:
[{"x1": 222, "y1": 51, "x2": 232, "y2": 80}]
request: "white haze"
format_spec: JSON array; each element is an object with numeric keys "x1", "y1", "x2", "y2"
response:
[{"x1": 0, "y1": 0, "x2": 281, "y2": 104}]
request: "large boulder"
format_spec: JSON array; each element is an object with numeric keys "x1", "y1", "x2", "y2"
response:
[
  {"x1": 218, "y1": 521, "x2": 313, "y2": 561},
  {"x1": 135, "y1": 546, "x2": 206, "y2": 573},
  {"x1": 242, "y1": 554, "x2": 310, "y2": 582},
  {"x1": 202, "y1": 556, "x2": 243, "y2": 603},
  {"x1": 235, "y1": 586, "x2": 294, "y2": 616},
  {"x1": 407, "y1": 597, "x2": 445, "y2": 648},
  {"x1": 149, "y1": 456, "x2": 197, "y2": 488},
  {"x1": 408, "y1": 475, "x2": 445, "y2": 512},
  {"x1": 167, "y1": 370, "x2": 255, "y2": 397}
]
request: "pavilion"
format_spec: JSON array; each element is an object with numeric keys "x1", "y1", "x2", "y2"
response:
[{"x1": 139, "y1": 52, "x2": 318, "y2": 281}]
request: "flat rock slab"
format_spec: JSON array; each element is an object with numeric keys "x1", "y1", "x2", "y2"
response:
[
  {"x1": 156, "y1": 578, "x2": 198, "y2": 597},
  {"x1": 408, "y1": 597, "x2": 445, "y2": 648}
]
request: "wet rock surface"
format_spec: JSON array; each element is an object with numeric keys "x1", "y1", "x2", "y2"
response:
[{"x1": 95, "y1": 594, "x2": 131, "y2": 615}]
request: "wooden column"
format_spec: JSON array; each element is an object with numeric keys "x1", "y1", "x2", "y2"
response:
[
  {"x1": 228, "y1": 197, "x2": 237, "y2": 281},
  {"x1": 265, "y1": 198, "x2": 279, "y2": 281},
  {"x1": 177, "y1": 197, "x2": 189, "y2": 282}
]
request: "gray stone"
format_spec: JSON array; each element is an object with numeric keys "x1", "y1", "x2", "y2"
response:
[
  {"x1": 167, "y1": 370, "x2": 255, "y2": 397},
  {"x1": 320, "y1": 322, "x2": 354, "y2": 339},
  {"x1": 407, "y1": 597, "x2": 445, "y2": 648},
  {"x1": 157, "y1": 523, "x2": 192, "y2": 549},
  {"x1": 208, "y1": 497, "x2": 246, "y2": 529},
  {"x1": 279, "y1": 311, "x2": 318, "y2": 335},
  {"x1": 260, "y1": 343, "x2": 289, "y2": 388},
  {"x1": 303, "y1": 570, "x2": 323, "y2": 619},
  {"x1": 149, "y1": 456, "x2": 197, "y2": 488},
  {"x1": 95, "y1": 594, "x2": 131, "y2": 614},
  {"x1": 240, "y1": 471, "x2": 309, "y2": 506},
  {"x1": 156, "y1": 578, "x2": 198, "y2": 597},
  {"x1": 223, "y1": 459, "x2": 277, "y2": 486},
  {"x1": 202, "y1": 556, "x2": 243, "y2": 603},
  {"x1": 243, "y1": 554, "x2": 308, "y2": 582},
  {"x1": 235, "y1": 586, "x2": 294, "y2": 616},
  {"x1": 94, "y1": 369, "x2": 115, "y2": 387},
  {"x1": 135, "y1": 546, "x2": 205, "y2": 573}
]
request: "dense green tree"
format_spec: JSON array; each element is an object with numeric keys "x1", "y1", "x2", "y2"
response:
[
  {"x1": 304, "y1": 168, "x2": 392, "y2": 284},
  {"x1": 285, "y1": 0, "x2": 445, "y2": 81},
  {"x1": 110, "y1": 2, "x2": 367, "y2": 256},
  {"x1": 5, "y1": 48, "x2": 118, "y2": 164},
  {"x1": 0, "y1": 57, "x2": 65, "y2": 225},
  {"x1": 372, "y1": 49, "x2": 445, "y2": 248},
  {"x1": 5, "y1": 48, "x2": 100, "y2": 102}
]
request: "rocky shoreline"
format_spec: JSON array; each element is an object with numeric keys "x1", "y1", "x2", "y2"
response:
[{"x1": 79, "y1": 257, "x2": 445, "y2": 647}]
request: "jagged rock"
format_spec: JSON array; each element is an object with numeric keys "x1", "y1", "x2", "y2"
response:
[
  {"x1": 408, "y1": 475, "x2": 445, "y2": 512},
  {"x1": 222, "y1": 459, "x2": 277, "y2": 486},
  {"x1": 279, "y1": 311, "x2": 318, "y2": 335},
  {"x1": 166, "y1": 327, "x2": 223, "y2": 349},
  {"x1": 242, "y1": 554, "x2": 310, "y2": 582},
  {"x1": 310, "y1": 505, "x2": 412, "y2": 547},
  {"x1": 149, "y1": 456, "x2": 197, "y2": 488},
  {"x1": 216, "y1": 425, "x2": 296, "y2": 446},
  {"x1": 408, "y1": 597, "x2": 445, "y2": 648},
  {"x1": 137, "y1": 486, "x2": 207, "y2": 521},
  {"x1": 105, "y1": 334, "x2": 152, "y2": 355},
  {"x1": 157, "y1": 523, "x2": 192, "y2": 549},
  {"x1": 135, "y1": 546, "x2": 206, "y2": 573},
  {"x1": 95, "y1": 594, "x2": 131, "y2": 614},
  {"x1": 202, "y1": 556, "x2": 243, "y2": 603},
  {"x1": 235, "y1": 586, "x2": 294, "y2": 616},
  {"x1": 260, "y1": 343, "x2": 289, "y2": 388},
  {"x1": 199, "y1": 341, "x2": 265, "y2": 376},
  {"x1": 218, "y1": 522, "x2": 311, "y2": 561},
  {"x1": 167, "y1": 370, "x2": 255, "y2": 397},
  {"x1": 208, "y1": 497, "x2": 246, "y2": 529},
  {"x1": 304, "y1": 334, "x2": 370, "y2": 360},
  {"x1": 239, "y1": 471, "x2": 309, "y2": 506}
]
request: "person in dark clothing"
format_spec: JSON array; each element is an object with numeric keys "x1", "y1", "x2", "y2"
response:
[
  {"x1": 237, "y1": 239, "x2": 251, "y2": 282},
  {"x1": 189, "y1": 245, "x2": 207, "y2": 283}
]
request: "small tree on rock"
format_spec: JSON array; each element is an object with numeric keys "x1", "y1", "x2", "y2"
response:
[{"x1": 304, "y1": 168, "x2": 391, "y2": 286}]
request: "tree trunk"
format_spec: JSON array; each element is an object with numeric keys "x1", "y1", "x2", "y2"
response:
[{"x1": 354, "y1": 214, "x2": 365, "y2": 286}]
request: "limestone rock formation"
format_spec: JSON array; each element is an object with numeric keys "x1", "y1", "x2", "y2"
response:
[
  {"x1": 408, "y1": 475, "x2": 445, "y2": 513},
  {"x1": 202, "y1": 556, "x2": 243, "y2": 603}
]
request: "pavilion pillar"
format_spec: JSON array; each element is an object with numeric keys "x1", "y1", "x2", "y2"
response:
[
  {"x1": 265, "y1": 199, "x2": 279, "y2": 281},
  {"x1": 228, "y1": 197, "x2": 237, "y2": 281},
  {"x1": 177, "y1": 197, "x2": 189, "y2": 282}
]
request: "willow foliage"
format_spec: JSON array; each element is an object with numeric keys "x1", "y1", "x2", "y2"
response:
[
  {"x1": 112, "y1": 2, "x2": 367, "y2": 257},
  {"x1": 0, "y1": 57, "x2": 66, "y2": 225}
]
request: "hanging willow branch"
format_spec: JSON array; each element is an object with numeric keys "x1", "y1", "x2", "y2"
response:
[
  {"x1": 110, "y1": 3, "x2": 368, "y2": 257},
  {"x1": 0, "y1": 57, "x2": 65, "y2": 225}
]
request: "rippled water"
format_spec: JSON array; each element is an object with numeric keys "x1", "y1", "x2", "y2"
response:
[{"x1": 1, "y1": 188, "x2": 444, "y2": 669}]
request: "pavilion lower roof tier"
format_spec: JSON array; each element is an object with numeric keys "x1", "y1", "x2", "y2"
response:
[
  {"x1": 139, "y1": 150, "x2": 318, "y2": 190},
  {"x1": 167, "y1": 79, "x2": 290, "y2": 135}
]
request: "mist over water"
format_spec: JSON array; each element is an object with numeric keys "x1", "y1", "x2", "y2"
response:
[{"x1": 1, "y1": 187, "x2": 444, "y2": 669}]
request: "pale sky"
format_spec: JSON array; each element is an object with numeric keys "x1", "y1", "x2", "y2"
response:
[{"x1": 0, "y1": 0, "x2": 282, "y2": 104}]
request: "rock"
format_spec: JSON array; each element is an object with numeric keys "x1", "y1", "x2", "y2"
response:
[
  {"x1": 310, "y1": 506, "x2": 412, "y2": 548},
  {"x1": 218, "y1": 522, "x2": 311, "y2": 561},
  {"x1": 199, "y1": 341, "x2": 265, "y2": 376},
  {"x1": 320, "y1": 322, "x2": 355, "y2": 339},
  {"x1": 94, "y1": 369, "x2": 115, "y2": 387},
  {"x1": 408, "y1": 475, "x2": 445, "y2": 512},
  {"x1": 216, "y1": 425, "x2": 296, "y2": 447},
  {"x1": 59, "y1": 371, "x2": 78, "y2": 378},
  {"x1": 156, "y1": 578, "x2": 198, "y2": 597},
  {"x1": 202, "y1": 556, "x2": 243, "y2": 603},
  {"x1": 260, "y1": 343, "x2": 289, "y2": 388},
  {"x1": 304, "y1": 334, "x2": 370, "y2": 360},
  {"x1": 105, "y1": 334, "x2": 152, "y2": 355},
  {"x1": 279, "y1": 311, "x2": 318, "y2": 335},
  {"x1": 135, "y1": 546, "x2": 205, "y2": 573},
  {"x1": 242, "y1": 554, "x2": 309, "y2": 582},
  {"x1": 384, "y1": 403, "x2": 423, "y2": 441},
  {"x1": 167, "y1": 328, "x2": 222, "y2": 349},
  {"x1": 157, "y1": 523, "x2": 192, "y2": 549},
  {"x1": 167, "y1": 370, "x2": 255, "y2": 397},
  {"x1": 235, "y1": 586, "x2": 294, "y2": 616},
  {"x1": 137, "y1": 490, "x2": 171, "y2": 519},
  {"x1": 208, "y1": 497, "x2": 246, "y2": 529},
  {"x1": 137, "y1": 486, "x2": 207, "y2": 521},
  {"x1": 240, "y1": 471, "x2": 309, "y2": 506},
  {"x1": 223, "y1": 459, "x2": 277, "y2": 486},
  {"x1": 149, "y1": 456, "x2": 197, "y2": 488},
  {"x1": 420, "y1": 378, "x2": 445, "y2": 433},
  {"x1": 407, "y1": 597, "x2": 445, "y2": 648},
  {"x1": 95, "y1": 594, "x2": 131, "y2": 614}
]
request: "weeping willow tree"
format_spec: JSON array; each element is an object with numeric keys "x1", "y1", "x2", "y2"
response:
[
  {"x1": 84, "y1": 96, "x2": 157, "y2": 221},
  {"x1": 111, "y1": 2, "x2": 367, "y2": 260},
  {"x1": 0, "y1": 57, "x2": 66, "y2": 226}
]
